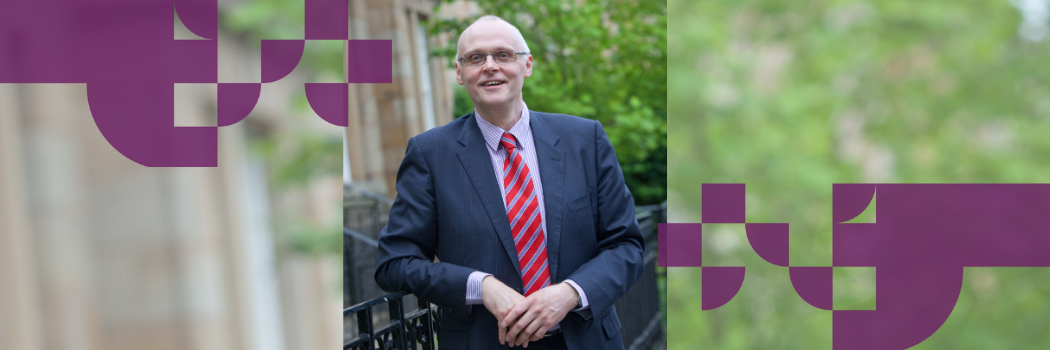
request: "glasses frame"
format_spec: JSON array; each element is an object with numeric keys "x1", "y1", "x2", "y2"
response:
[{"x1": 457, "y1": 50, "x2": 530, "y2": 67}]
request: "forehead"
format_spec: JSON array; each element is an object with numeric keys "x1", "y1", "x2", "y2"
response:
[{"x1": 460, "y1": 22, "x2": 520, "y2": 53}]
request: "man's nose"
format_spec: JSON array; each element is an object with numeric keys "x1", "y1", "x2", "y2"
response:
[{"x1": 481, "y1": 55, "x2": 500, "y2": 71}]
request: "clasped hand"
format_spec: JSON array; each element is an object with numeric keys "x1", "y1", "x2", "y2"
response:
[{"x1": 481, "y1": 276, "x2": 578, "y2": 348}]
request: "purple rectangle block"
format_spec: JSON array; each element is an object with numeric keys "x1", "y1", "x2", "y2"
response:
[
  {"x1": 666, "y1": 223, "x2": 703, "y2": 267},
  {"x1": 347, "y1": 40, "x2": 392, "y2": 84},
  {"x1": 305, "y1": 0, "x2": 348, "y2": 40},
  {"x1": 702, "y1": 183, "x2": 746, "y2": 223}
]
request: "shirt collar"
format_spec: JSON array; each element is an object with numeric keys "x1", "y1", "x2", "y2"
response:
[{"x1": 475, "y1": 101, "x2": 530, "y2": 152}]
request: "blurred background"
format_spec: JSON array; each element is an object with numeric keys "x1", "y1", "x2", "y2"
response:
[
  {"x1": 0, "y1": 0, "x2": 348, "y2": 349},
  {"x1": 669, "y1": 0, "x2": 1050, "y2": 349},
  {"x1": 342, "y1": 0, "x2": 667, "y2": 349}
]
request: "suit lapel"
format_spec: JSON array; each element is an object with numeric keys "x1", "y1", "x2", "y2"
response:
[
  {"x1": 529, "y1": 112, "x2": 566, "y2": 281},
  {"x1": 456, "y1": 113, "x2": 522, "y2": 274}
]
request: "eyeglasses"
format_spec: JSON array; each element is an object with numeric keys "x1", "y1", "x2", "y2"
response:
[{"x1": 458, "y1": 50, "x2": 529, "y2": 66}]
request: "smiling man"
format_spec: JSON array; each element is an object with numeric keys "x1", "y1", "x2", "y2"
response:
[{"x1": 375, "y1": 15, "x2": 645, "y2": 350}]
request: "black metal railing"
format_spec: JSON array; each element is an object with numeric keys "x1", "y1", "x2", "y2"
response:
[
  {"x1": 345, "y1": 183, "x2": 392, "y2": 307},
  {"x1": 617, "y1": 202, "x2": 666, "y2": 350},
  {"x1": 344, "y1": 291, "x2": 439, "y2": 350}
]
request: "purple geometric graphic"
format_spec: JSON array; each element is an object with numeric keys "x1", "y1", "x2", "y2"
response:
[
  {"x1": 262, "y1": 40, "x2": 306, "y2": 84},
  {"x1": 833, "y1": 184, "x2": 1050, "y2": 267},
  {"x1": 305, "y1": 83, "x2": 349, "y2": 127},
  {"x1": 745, "y1": 223, "x2": 789, "y2": 266},
  {"x1": 658, "y1": 223, "x2": 702, "y2": 267},
  {"x1": 347, "y1": 40, "x2": 394, "y2": 84},
  {"x1": 658, "y1": 223, "x2": 668, "y2": 267},
  {"x1": 305, "y1": 0, "x2": 348, "y2": 40},
  {"x1": 662, "y1": 183, "x2": 1050, "y2": 349},
  {"x1": 834, "y1": 183, "x2": 876, "y2": 223},
  {"x1": 834, "y1": 266, "x2": 961, "y2": 350},
  {"x1": 175, "y1": 0, "x2": 217, "y2": 39},
  {"x1": 217, "y1": 83, "x2": 261, "y2": 127},
  {"x1": 173, "y1": 40, "x2": 218, "y2": 83},
  {"x1": 831, "y1": 184, "x2": 1050, "y2": 349},
  {"x1": 87, "y1": 83, "x2": 217, "y2": 167},
  {"x1": 702, "y1": 266, "x2": 745, "y2": 310},
  {"x1": 0, "y1": 0, "x2": 392, "y2": 166},
  {"x1": 701, "y1": 183, "x2": 746, "y2": 223},
  {"x1": 789, "y1": 267, "x2": 832, "y2": 310}
]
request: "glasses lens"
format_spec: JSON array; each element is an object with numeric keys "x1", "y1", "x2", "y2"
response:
[
  {"x1": 463, "y1": 51, "x2": 520, "y2": 66},
  {"x1": 495, "y1": 51, "x2": 514, "y2": 62}
]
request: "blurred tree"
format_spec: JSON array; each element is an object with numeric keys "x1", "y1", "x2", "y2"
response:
[
  {"x1": 668, "y1": 0, "x2": 1050, "y2": 349},
  {"x1": 430, "y1": 0, "x2": 668, "y2": 205},
  {"x1": 220, "y1": 0, "x2": 344, "y2": 258}
]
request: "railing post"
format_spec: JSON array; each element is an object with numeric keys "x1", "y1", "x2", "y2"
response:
[
  {"x1": 418, "y1": 298, "x2": 435, "y2": 350},
  {"x1": 355, "y1": 306, "x2": 374, "y2": 350},
  {"x1": 389, "y1": 296, "x2": 407, "y2": 350}
]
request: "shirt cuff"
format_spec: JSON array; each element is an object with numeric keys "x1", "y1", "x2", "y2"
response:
[
  {"x1": 466, "y1": 271, "x2": 491, "y2": 305},
  {"x1": 563, "y1": 279, "x2": 589, "y2": 311}
]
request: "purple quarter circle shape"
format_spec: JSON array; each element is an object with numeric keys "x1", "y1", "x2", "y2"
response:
[
  {"x1": 87, "y1": 83, "x2": 217, "y2": 167},
  {"x1": 833, "y1": 266, "x2": 962, "y2": 350},
  {"x1": 261, "y1": 40, "x2": 305, "y2": 83},
  {"x1": 745, "y1": 223, "x2": 789, "y2": 266},
  {"x1": 833, "y1": 184, "x2": 876, "y2": 223},
  {"x1": 789, "y1": 267, "x2": 832, "y2": 310},
  {"x1": 175, "y1": 0, "x2": 218, "y2": 40},
  {"x1": 217, "y1": 83, "x2": 261, "y2": 127},
  {"x1": 701, "y1": 266, "x2": 745, "y2": 310},
  {"x1": 305, "y1": 83, "x2": 349, "y2": 127}
]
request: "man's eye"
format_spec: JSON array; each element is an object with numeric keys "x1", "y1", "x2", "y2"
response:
[
  {"x1": 497, "y1": 52, "x2": 512, "y2": 59},
  {"x1": 468, "y1": 54, "x2": 483, "y2": 62}
]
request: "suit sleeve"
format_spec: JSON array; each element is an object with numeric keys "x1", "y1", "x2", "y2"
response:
[
  {"x1": 564, "y1": 120, "x2": 646, "y2": 318},
  {"x1": 374, "y1": 137, "x2": 476, "y2": 315}
]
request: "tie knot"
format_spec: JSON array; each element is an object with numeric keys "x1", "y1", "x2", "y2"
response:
[{"x1": 499, "y1": 133, "x2": 518, "y2": 152}]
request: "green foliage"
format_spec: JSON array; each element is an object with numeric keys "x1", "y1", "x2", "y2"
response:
[
  {"x1": 453, "y1": 87, "x2": 475, "y2": 118},
  {"x1": 669, "y1": 0, "x2": 1050, "y2": 348},
  {"x1": 223, "y1": 0, "x2": 304, "y2": 40},
  {"x1": 254, "y1": 132, "x2": 342, "y2": 189},
  {"x1": 430, "y1": 0, "x2": 668, "y2": 205},
  {"x1": 249, "y1": 124, "x2": 342, "y2": 257},
  {"x1": 282, "y1": 217, "x2": 343, "y2": 257}
]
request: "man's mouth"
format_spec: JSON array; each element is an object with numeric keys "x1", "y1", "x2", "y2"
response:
[{"x1": 481, "y1": 80, "x2": 505, "y2": 87}]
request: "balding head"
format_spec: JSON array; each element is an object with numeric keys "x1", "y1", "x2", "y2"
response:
[
  {"x1": 453, "y1": 14, "x2": 533, "y2": 122},
  {"x1": 455, "y1": 15, "x2": 530, "y2": 60}
]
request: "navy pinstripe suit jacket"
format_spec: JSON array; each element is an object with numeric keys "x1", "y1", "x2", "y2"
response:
[{"x1": 375, "y1": 111, "x2": 645, "y2": 350}]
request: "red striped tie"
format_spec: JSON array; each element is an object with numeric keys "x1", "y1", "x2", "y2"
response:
[{"x1": 499, "y1": 132, "x2": 551, "y2": 297}]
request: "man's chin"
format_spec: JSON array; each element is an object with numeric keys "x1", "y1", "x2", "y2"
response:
[{"x1": 473, "y1": 96, "x2": 515, "y2": 110}]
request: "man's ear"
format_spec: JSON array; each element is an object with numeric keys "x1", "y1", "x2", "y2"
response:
[
  {"x1": 524, "y1": 55, "x2": 533, "y2": 78},
  {"x1": 455, "y1": 62, "x2": 464, "y2": 85}
]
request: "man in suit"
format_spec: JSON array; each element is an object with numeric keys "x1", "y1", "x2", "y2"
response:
[{"x1": 375, "y1": 15, "x2": 645, "y2": 349}]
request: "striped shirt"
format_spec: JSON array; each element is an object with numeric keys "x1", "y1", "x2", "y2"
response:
[{"x1": 464, "y1": 102, "x2": 589, "y2": 319}]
